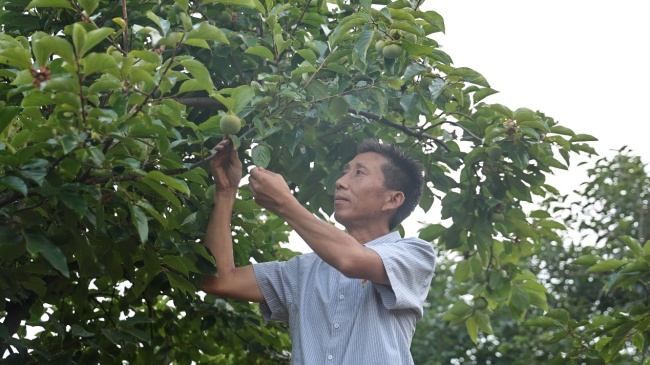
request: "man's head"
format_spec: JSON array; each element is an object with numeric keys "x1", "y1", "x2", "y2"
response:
[{"x1": 334, "y1": 139, "x2": 425, "y2": 231}]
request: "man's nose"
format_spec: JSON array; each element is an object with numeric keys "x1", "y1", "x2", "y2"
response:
[{"x1": 335, "y1": 175, "x2": 347, "y2": 190}]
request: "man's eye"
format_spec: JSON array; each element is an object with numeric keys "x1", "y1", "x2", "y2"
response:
[{"x1": 356, "y1": 170, "x2": 364, "y2": 175}]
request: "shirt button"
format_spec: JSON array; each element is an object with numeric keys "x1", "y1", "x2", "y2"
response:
[
  {"x1": 339, "y1": 294, "x2": 344, "y2": 300},
  {"x1": 334, "y1": 323, "x2": 340, "y2": 329},
  {"x1": 327, "y1": 355, "x2": 333, "y2": 360}
]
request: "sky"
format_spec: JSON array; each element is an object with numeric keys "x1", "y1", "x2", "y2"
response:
[{"x1": 288, "y1": 1, "x2": 650, "y2": 253}]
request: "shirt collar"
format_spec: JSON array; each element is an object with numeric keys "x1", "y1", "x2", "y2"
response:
[{"x1": 363, "y1": 231, "x2": 401, "y2": 246}]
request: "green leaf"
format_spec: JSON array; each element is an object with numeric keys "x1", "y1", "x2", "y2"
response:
[
  {"x1": 40, "y1": 35, "x2": 76, "y2": 65},
  {"x1": 26, "y1": 0, "x2": 73, "y2": 9},
  {"x1": 296, "y1": 49, "x2": 317, "y2": 65},
  {"x1": 186, "y1": 22, "x2": 229, "y2": 44},
  {"x1": 549, "y1": 125, "x2": 575, "y2": 136},
  {"x1": 509, "y1": 284, "x2": 530, "y2": 311},
  {"x1": 331, "y1": 15, "x2": 369, "y2": 47},
  {"x1": 83, "y1": 52, "x2": 118, "y2": 76},
  {"x1": 232, "y1": 85, "x2": 255, "y2": 114},
  {"x1": 329, "y1": 96, "x2": 349, "y2": 120},
  {"x1": 0, "y1": 176, "x2": 28, "y2": 196},
  {"x1": 179, "y1": 59, "x2": 213, "y2": 90},
  {"x1": 60, "y1": 189, "x2": 88, "y2": 217},
  {"x1": 572, "y1": 254, "x2": 600, "y2": 266},
  {"x1": 165, "y1": 271, "x2": 195, "y2": 297},
  {"x1": 570, "y1": 134, "x2": 598, "y2": 142},
  {"x1": 587, "y1": 259, "x2": 626, "y2": 273},
  {"x1": 18, "y1": 276, "x2": 47, "y2": 297},
  {"x1": 0, "y1": 47, "x2": 33, "y2": 69},
  {"x1": 418, "y1": 223, "x2": 446, "y2": 241},
  {"x1": 42, "y1": 77, "x2": 79, "y2": 93},
  {"x1": 202, "y1": 0, "x2": 256, "y2": 9},
  {"x1": 19, "y1": 158, "x2": 49, "y2": 186},
  {"x1": 146, "y1": 11, "x2": 168, "y2": 35},
  {"x1": 81, "y1": 27, "x2": 114, "y2": 56},
  {"x1": 525, "y1": 316, "x2": 560, "y2": 329},
  {"x1": 474, "y1": 310, "x2": 493, "y2": 334},
  {"x1": 144, "y1": 171, "x2": 190, "y2": 195},
  {"x1": 24, "y1": 230, "x2": 69, "y2": 278},
  {"x1": 252, "y1": 144, "x2": 271, "y2": 168},
  {"x1": 465, "y1": 316, "x2": 478, "y2": 344},
  {"x1": 245, "y1": 46, "x2": 275, "y2": 61},
  {"x1": 389, "y1": 20, "x2": 424, "y2": 36},
  {"x1": 72, "y1": 23, "x2": 86, "y2": 59},
  {"x1": 162, "y1": 255, "x2": 189, "y2": 276},
  {"x1": 353, "y1": 29, "x2": 373, "y2": 64},
  {"x1": 401, "y1": 41, "x2": 435, "y2": 57},
  {"x1": 130, "y1": 204, "x2": 149, "y2": 244},
  {"x1": 449, "y1": 67, "x2": 490, "y2": 87},
  {"x1": 618, "y1": 236, "x2": 643, "y2": 258},
  {"x1": 79, "y1": 0, "x2": 99, "y2": 15},
  {"x1": 0, "y1": 106, "x2": 19, "y2": 134}
]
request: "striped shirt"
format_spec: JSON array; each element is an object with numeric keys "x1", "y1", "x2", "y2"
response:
[{"x1": 252, "y1": 231, "x2": 436, "y2": 365}]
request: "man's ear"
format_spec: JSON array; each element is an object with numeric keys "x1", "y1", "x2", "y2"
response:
[{"x1": 383, "y1": 191, "x2": 405, "y2": 211}]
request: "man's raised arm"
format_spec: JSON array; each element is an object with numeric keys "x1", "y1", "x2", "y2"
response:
[{"x1": 200, "y1": 139, "x2": 264, "y2": 302}]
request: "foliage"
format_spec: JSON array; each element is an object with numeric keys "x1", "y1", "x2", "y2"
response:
[
  {"x1": 412, "y1": 148, "x2": 650, "y2": 364},
  {"x1": 525, "y1": 148, "x2": 650, "y2": 364},
  {"x1": 0, "y1": 0, "x2": 596, "y2": 362}
]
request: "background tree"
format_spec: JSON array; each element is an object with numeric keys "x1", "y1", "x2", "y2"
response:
[
  {"x1": 412, "y1": 147, "x2": 650, "y2": 364},
  {"x1": 0, "y1": 0, "x2": 596, "y2": 363}
]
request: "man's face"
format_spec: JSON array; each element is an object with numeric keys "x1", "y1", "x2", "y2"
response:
[{"x1": 333, "y1": 152, "x2": 394, "y2": 228}]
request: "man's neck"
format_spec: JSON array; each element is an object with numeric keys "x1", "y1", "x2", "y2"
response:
[{"x1": 346, "y1": 226, "x2": 392, "y2": 245}]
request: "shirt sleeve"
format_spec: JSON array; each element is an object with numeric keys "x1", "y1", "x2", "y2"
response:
[
  {"x1": 252, "y1": 255, "x2": 303, "y2": 321},
  {"x1": 366, "y1": 238, "x2": 436, "y2": 312}
]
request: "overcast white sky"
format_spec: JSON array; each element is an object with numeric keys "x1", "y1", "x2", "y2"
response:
[{"x1": 289, "y1": 1, "x2": 650, "y2": 252}]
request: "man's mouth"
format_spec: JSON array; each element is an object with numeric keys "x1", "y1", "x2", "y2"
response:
[{"x1": 334, "y1": 195, "x2": 348, "y2": 202}]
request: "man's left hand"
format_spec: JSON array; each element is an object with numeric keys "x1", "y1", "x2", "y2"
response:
[{"x1": 248, "y1": 167, "x2": 293, "y2": 214}]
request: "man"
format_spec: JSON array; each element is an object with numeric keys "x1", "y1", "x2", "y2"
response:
[{"x1": 202, "y1": 138, "x2": 436, "y2": 365}]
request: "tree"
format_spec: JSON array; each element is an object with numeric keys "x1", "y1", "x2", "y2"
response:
[
  {"x1": 0, "y1": 0, "x2": 596, "y2": 362},
  {"x1": 412, "y1": 148, "x2": 650, "y2": 364}
]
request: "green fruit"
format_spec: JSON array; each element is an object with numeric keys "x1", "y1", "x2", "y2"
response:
[
  {"x1": 404, "y1": 33, "x2": 417, "y2": 43},
  {"x1": 420, "y1": 76, "x2": 433, "y2": 89},
  {"x1": 220, "y1": 114, "x2": 242, "y2": 135},
  {"x1": 474, "y1": 297, "x2": 488, "y2": 310},
  {"x1": 172, "y1": 3, "x2": 184, "y2": 14},
  {"x1": 217, "y1": 11, "x2": 232, "y2": 25},
  {"x1": 375, "y1": 40, "x2": 385, "y2": 53},
  {"x1": 487, "y1": 145, "x2": 502, "y2": 160},
  {"x1": 490, "y1": 212, "x2": 505, "y2": 222},
  {"x1": 152, "y1": 5, "x2": 161, "y2": 14},
  {"x1": 382, "y1": 43, "x2": 403, "y2": 59}
]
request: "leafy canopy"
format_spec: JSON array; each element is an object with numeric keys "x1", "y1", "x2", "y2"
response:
[{"x1": 0, "y1": 0, "x2": 597, "y2": 362}]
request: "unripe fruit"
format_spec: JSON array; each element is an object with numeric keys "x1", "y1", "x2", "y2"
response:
[
  {"x1": 404, "y1": 33, "x2": 417, "y2": 43},
  {"x1": 217, "y1": 11, "x2": 232, "y2": 25},
  {"x1": 382, "y1": 43, "x2": 403, "y2": 59},
  {"x1": 375, "y1": 40, "x2": 385, "y2": 53},
  {"x1": 420, "y1": 76, "x2": 433, "y2": 89},
  {"x1": 172, "y1": 3, "x2": 184, "y2": 14},
  {"x1": 220, "y1": 114, "x2": 242, "y2": 135},
  {"x1": 487, "y1": 145, "x2": 502, "y2": 160},
  {"x1": 474, "y1": 297, "x2": 488, "y2": 310},
  {"x1": 490, "y1": 212, "x2": 505, "y2": 222}
]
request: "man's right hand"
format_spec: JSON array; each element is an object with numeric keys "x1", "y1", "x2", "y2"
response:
[{"x1": 210, "y1": 138, "x2": 242, "y2": 193}]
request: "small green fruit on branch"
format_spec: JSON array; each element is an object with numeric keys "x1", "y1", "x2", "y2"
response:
[
  {"x1": 220, "y1": 114, "x2": 242, "y2": 135},
  {"x1": 382, "y1": 43, "x2": 403, "y2": 59}
]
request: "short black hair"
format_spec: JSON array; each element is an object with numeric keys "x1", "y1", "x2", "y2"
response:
[{"x1": 357, "y1": 139, "x2": 425, "y2": 230}]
